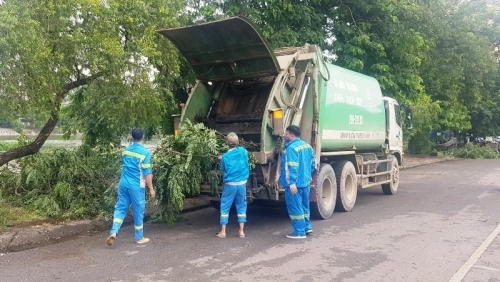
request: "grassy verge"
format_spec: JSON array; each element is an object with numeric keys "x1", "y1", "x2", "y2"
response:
[
  {"x1": 0, "y1": 202, "x2": 45, "y2": 232},
  {"x1": 0, "y1": 141, "x2": 18, "y2": 152}
]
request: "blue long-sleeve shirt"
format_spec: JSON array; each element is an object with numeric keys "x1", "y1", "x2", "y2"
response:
[
  {"x1": 118, "y1": 143, "x2": 152, "y2": 190},
  {"x1": 279, "y1": 138, "x2": 316, "y2": 188},
  {"x1": 221, "y1": 146, "x2": 250, "y2": 185}
]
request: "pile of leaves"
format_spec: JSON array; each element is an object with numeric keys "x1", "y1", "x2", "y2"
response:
[
  {"x1": 446, "y1": 143, "x2": 500, "y2": 159},
  {"x1": 152, "y1": 121, "x2": 257, "y2": 223},
  {"x1": 0, "y1": 144, "x2": 121, "y2": 219},
  {"x1": 0, "y1": 121, "x2": 258, "y2": 224}
]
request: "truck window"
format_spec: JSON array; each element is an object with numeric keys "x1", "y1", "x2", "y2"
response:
[{"x1": 394, "y1": 104, "x2": 401, "y2": 127}]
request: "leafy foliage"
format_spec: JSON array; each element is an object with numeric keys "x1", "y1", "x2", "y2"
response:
[
  {"x1": 152, "y1": 121, "x2": 257, "y2": 223},
  {"x1": 57, "y1": 0, "x2": 189, "y2": 146},
  {"x1": 0, "y1": 145, "x2": 121, "y2": 219},
  {"x1": 2, "y1": 122, "x2": 259, "y2": 224},
  {"x1": 0, "y1": 0, "x2": 186, "y2": 162},
  {"x1": 405, "y1": 95, "x2": 441, "y2": 154},
  {"x1": 0, "y1": 141, "x2": 18, "y2": 152},
  {"x1": 446, "y1": 143, "x2": 500, "y2": 159}
]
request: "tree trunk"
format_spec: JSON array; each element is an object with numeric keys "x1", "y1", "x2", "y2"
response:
[
  {"x1": 0, "y1": 72, "x2": 103, "y2": 167},
  {"x1": 0, "y1": 113, "x2": 59, "y2": 166}
]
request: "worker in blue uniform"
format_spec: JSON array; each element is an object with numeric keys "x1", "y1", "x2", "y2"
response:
[
  {"x1": 279, "y1": 125, "x2": 316, "y2": 239},
  {"x1": 216, "y1": 132, "x2": 250, "y2": 239},
  {"x1": 106, "y1": 128, "x2": 156, "y2": 246}
]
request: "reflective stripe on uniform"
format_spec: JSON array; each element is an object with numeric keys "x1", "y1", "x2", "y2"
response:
[
  {"x1": 237, "y1": 213, "x2": 246, "y2": 218},
  {"x1": 290, "y1": 215, "x2": 305, "y2": 220},
  {"x1": 288, "y1": 161, "x2": 299, "y2": 167},
  {"x1": 226, "y1": 180, "x2": 247, "y2": 186},
  {"x1": 294, "y1": 144, "x2": 310, "y2": 152},
  {"x1": 123, "y1": 150, "x2": 145, "y2": 161},
  {"x1": 220, "y1": 214, "x2": 229, "y2": 218},
  {"x1": 304, "y1": 213, "x2": 310, "y2": 218},
  {"x1": 141, "y1": 163, "x2": 151, "y2": 168},
  {"x1": 113, "y1": 218, "x2": 123, "y2": 224},
  {"x1": 134, "y1": 225, "x2": 143, "y2": 230},
  {"x1": 285, "y1": 153, "x2": 290, "y2": 184}
]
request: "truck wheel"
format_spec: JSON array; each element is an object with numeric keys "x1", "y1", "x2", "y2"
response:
[
  {"x1": 382, "y1": 156, "x2": 399, "y2": 195},
  {"x1": 311, "y1": 164, "x2": 337, "y2": 219},
  {"x1": 334, "y1": 161, "x2": 357, "y2": 212}
]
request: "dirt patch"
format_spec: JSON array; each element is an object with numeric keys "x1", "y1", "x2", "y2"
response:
[{"x1": 3, "y1": 218, "x2": 65, "y2": 230}]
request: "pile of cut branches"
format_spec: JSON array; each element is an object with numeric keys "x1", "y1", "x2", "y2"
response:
[{"x1": 152, "y1": 121, "x2": 257, "y2": 223}]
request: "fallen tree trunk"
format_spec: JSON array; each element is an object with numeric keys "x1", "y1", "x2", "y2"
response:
[
  {"x1": 0, "y1": 113, "x2": 59, "y2": 166},
  {"x1": 0, "y1": 73, "x2": 103, "y2": 167}
]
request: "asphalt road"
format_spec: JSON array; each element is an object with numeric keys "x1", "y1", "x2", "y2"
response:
[{"x1": 1, "y1": 159, "x2": 500, "y2": 282}]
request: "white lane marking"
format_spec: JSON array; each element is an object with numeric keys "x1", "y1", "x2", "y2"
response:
[{"x1": 449, "y1": 223, "x2": 500, "y2": 282}]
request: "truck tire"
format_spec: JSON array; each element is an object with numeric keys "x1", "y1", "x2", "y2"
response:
[
  {"x1": 382, "y1": 156, "x2": 399, "y2": 195},
  {"x1": 311, "y1": 164, "x2": 337, "y2": 219},
  {"x1": 334, "y1": 161, "x2": 358, "y2": 212}
]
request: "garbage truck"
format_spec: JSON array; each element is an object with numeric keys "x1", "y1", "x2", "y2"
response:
[{"x1": 156, "y1": 16, "x2": 412, "y2": 219}]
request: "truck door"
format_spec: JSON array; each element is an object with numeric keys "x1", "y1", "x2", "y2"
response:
[{"x1": 389, "y1": 101, "x2": 403, "y2": 150}]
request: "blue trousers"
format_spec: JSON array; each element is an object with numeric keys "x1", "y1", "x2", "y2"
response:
[
  {"x1": 110, "y1": 186, "x2": 146, "y2": 241},
  {"x1": 285, "y1": 186, "x2": 312, "y2": 236},
  {"x1": 220, "y1": 184, "x2": 247, "y2": 225}
]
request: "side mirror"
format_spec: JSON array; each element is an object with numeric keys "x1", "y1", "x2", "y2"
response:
[{"x1": 401, "y1": 105, "x2": 413, "y2": 130}]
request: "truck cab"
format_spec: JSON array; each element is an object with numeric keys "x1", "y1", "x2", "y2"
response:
[{"x1": 384, "y1": 97, "x2": 404, "y2": 165}]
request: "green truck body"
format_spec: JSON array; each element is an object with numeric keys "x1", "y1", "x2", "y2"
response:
[
  {"x1": 157, "y1": 17, "x2": 407, "y2": 219},
  {"x1": 319, "y1": 64, "x2": 387, "y2": 151}
]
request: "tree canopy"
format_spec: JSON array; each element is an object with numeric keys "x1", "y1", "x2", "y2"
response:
[
  {"x1": 1, "y1": 0, "x2": 499, "y2": 162},
  {"x1": 0, "y1": 0, "x2": 185, "y2": 165}
]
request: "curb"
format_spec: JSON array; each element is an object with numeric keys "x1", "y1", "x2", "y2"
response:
[
  {"x1": 0, "y1": 218, "x2": 109, "y2": 253},
  {"x1": 0, "y1": 159, "x2": 451, "y2": 254},
  {"x1": 0, "y1": 198, "x2": 211, "y2": 254},
  {"x1": 400, "y1": 157, "x2": 453, "y2": 171}
]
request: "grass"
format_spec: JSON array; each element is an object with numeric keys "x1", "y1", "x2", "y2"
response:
[
  {"x1": 0, "y1": 202, "x2": 45, "y2": 232},
  {"x1": 0, "y1": 141, "x2": 18, "y2": 151}
]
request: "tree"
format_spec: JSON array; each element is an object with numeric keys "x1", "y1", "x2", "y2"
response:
[
  {"x1": 416, "y1": 0, "x2": 500, "y2": 136},
  {"x1": 0, "y1": 0, "x2": 184, "y2": 165}
]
